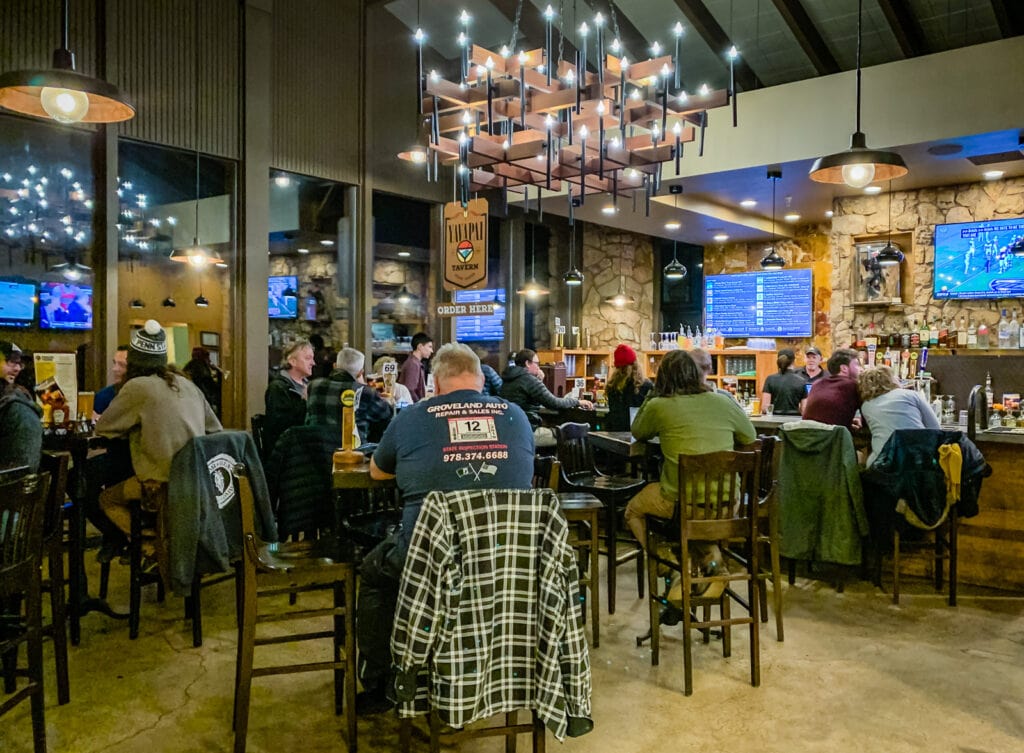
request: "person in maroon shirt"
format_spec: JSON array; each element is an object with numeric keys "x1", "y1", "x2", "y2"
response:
[
  {"x1": 801, "y1": 348, "x2": 863, "y2": 429},
  {"x1": 397, "y1": 332, "x2": 433, "y2": 402}
]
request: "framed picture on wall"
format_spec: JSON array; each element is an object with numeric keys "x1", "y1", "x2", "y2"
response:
[
  {"x1": 853, "y1": 241, "x2": 902, "y2": 304},
  {"x1": 200, "y1": 331, "x2": 220, "y2": 348},
  {"x1": 208, "y1": 350, "x2": 220, "y2": 367}
]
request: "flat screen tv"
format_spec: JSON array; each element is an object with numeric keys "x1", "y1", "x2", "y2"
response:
[
  {"x1": 0, "y1": 280, "x2": 37, "y2": 328},
  {"x1": 704, "y1": 268, "x2": 813, "y2": 338},
  {"x1": 268, "y1": 275, "x2": 298, "y2": 319},
  {"x1": 454, "y1": 288, "x2": 506, "y2": 342},
  {"x1": 38, "y1": 281, "x2": 93, "y2": 330},
  {"x1": 933, "y1": 217, "x2": 1024, "y2": 299}
]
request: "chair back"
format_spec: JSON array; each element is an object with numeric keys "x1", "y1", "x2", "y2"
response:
[
  {"x1": 677, "y1": 449, "x2": 760, "y2": 542},
  {"x1": 755, "y1": 435, "x2": 780, "y2": 500},
  {"x1": 556, "y1": 422, "x2": 599, "y2": 480},
  {"x1": 0, "y1": 473, "x2": 50, "y2": 599},
  {"x1": 39, "y1": 451, "x2": 70, "y2": 543},
  {"x1": 532, "y1": 456, "x2": 561, "y2": 491},
  {"x1": 264, "y1": 424, "x2": 337, "y2": 538},
  {"x1": 251, "y1": 413, "x2": 267, "y2": 461}
]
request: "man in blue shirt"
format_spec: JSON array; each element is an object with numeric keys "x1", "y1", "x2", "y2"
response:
[
  {"x1": 357, "y1": 342, "x2": 534, "y2": 713},
  {"x1": 92, "y1": 344, "x2": 128, "y2": 418}
]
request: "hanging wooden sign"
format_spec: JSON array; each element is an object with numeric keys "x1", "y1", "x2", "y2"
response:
[{"x1": 443, "y1": 197, "x2": 488, "y2": 291}]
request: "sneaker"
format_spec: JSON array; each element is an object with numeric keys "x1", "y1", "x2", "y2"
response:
[
  {"x1": 691, "y1": 557, "x2": 728, "y2": 601},
  {"x1": 139, "y1": 556, "x2": 160, "y2": 575},
  {"x1": 659, "y1": 603, "x2": 683, "y2": 626},
  {"x1": 355, "y1": 686, "x2": 394, "y2": 716}
]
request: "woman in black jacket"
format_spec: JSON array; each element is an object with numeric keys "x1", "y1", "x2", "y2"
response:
[{"x1": 604, "y1": 344, "x2": 652, "y2": 432}]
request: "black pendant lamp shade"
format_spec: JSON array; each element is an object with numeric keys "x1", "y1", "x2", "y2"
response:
[
  {"x1": 808, "y1": 0, "x2": 907, "y2": 188},
  {"x1": 876, "y1": 243, "x2": 904, "y2": 267},
  {"x1": 0, "y1": 1, "x2": 135, "y2": 124},
  {"x1": 194, "y1": 294, "x2": 209, "y2": 308},
  {"x1": 760, "y1": 167, "x2": 786, "y2": 270},
  {"x1": 664, "y1": 241, "x2": 687, "y2": 280},
  {"x1": 129, "y1": 298, "x2": 145, "y2": 309},
  {"x1": 563, "y1": 267, "x2": 584, "y2": 286}
]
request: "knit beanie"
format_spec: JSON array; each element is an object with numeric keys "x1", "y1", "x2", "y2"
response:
[
  {"x1": 129, "y1": 320, "x2": 168, "y2": 369},
  {"x1": 613, "y1": 343, "x2": 637, "y2": 368}
]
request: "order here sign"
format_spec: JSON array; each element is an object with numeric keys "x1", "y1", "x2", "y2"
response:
[{"x1": 436, "y1": 302, "x2": 498, "y2": 317}]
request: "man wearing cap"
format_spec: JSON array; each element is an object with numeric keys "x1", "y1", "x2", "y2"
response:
[
  {"x1": 802, "y1": 348, "x2": 863, "y2": 430},
  {"x1": 798, "y1": 346, "x2": 826, "y2": 384},
  {"x1": 605, "y1": 343, "x2": 652, "y2": 432},
  {"x1": 95, "y1": 320, "x2": 222, "y2": 546},
  {"x1": 500, "y1": 348, "x2": 593, "y2": 448},
  {"x1": 0, "y1": 340, "x2": 42, "y2": 471}
]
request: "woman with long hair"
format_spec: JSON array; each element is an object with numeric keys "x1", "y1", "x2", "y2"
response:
[
  {"x1": 760, "y1": 348, "x2": 808, "y2": 415},
  {"x1": 605, "y1": 344, "x2": 652, "y2": 431},
  {"x1": 625, "y1": 349, "x2": 756, "y2": 608},
  {"x1": 858, "y1": 365, "x2": 939, "y2": 467}
]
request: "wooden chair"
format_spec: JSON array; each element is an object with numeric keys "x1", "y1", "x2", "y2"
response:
[
  {"x1": 642, "y1": 449, "x2": 761, "y2": 696},
  {"x1": 232, "y1": 464, "x2": 357, "y2": 753},
  {"x1": 0, "y1": 472, "x2": 51, "y2": 753},
  {"x1": 555, "y1": 422, "x2": 646, "y2": 614},
  {"x1": 250, "y1": 413, "x2": 267, "y2": 463},
  {"x1": 534, "y1": 456, "x2": 603, "y2": 647},
  {"x1": 722, "y1": 436, "x2": 784, "y2": 641},
  {"x1": 399, "y1": 709, "x2": 546, "y2": 753},
  {"x1": 38, "y1": 451, "x2": 72, "y2": 704}
]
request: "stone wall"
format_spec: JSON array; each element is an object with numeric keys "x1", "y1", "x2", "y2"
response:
[
  {"x1": 580, "y1": 225, "x2": 655, "y2": 349},
  {"x1": 268, "y1": 252, "x2": 348, "y2": 348}
]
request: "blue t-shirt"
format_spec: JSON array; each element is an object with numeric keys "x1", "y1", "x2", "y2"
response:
[
  {"x1": 372, "y1": 389, "x2": 535, "y2": 504},
  {"x1": 93, "y1": 384, "x2": 117, "y2": 414}
]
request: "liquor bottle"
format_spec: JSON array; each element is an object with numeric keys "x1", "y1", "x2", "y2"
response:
[
  {"x1": 919, "y1": 318, "x2": 931, "y2": 349},
  {"x1": 928, "y1": 318, "x2": 939, "y2": 347},
  {"x1": 909, "y1": 319, "x2": 921, "y2": 348},
  {"x1": 887, "y1": 326, "x2": 899, "y2": 348},
  {"x1": 938, "y1": 318, "x2": 950, "y2": 348},
  {"x1": 865, "y1": 321, "x2": 878, "y2": 348},
  {"x1": 977, "y1": 318, "x2": 990, "y2": 349},
  {"x1": 967, "y1": 315, "x2": 978, "y2": 349},
  {"x1": 956, "y1": 313, "x2": 968, "y2": 348},
  {"x1": 899, "y1": 325, "x2": 911, "y2": 349},
  {"x1": 985, "y1": 372, "x2": 994, "y2": 410},
  {"x1": 997, "y1": 309, "x2": 1011, "y2": 349},
  {"x1": 1010, "y1": 309, "x2": 1021, "y2": 350}
]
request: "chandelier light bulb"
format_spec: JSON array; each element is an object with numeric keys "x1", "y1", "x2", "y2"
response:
[
  {"x1": 579, "y1": 22, "x2": 588, "y2": 37},
  {"x1": 459, "y1": 10, "x2": 470, "y2": 26},
  {"x1": 414, "y1": 28, "x2": 425, "y2": 43},
  {"x1": 39, "y1": 86, "x2": 89, "y2": 123},
  {"x1": 544, "y1": 5, "x2": 554, "y2": 21},
  {"x1": 595, "y1": 13, "x2": 604, "y2": 27},
  {"x1": 728, "y1": 45, "x2": 739, "y2": 60},
  {"x1": 673, "y1": 22, "x2": 684, "y2": 37}
]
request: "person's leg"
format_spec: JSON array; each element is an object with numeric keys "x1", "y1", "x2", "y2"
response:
[
  {"x1": 98, "y1": 477, "x2": 141, "y2": 536},
  {"x1": 624, "y1": 482, "x2": 674, "y2": 545}
]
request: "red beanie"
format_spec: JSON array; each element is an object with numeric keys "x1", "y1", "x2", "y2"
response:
[{"x1": 613, "y1": 344, "x2": 637, "y2": 368}]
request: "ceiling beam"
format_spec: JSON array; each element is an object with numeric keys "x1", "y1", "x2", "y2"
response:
[
  {"x1": 876, "y1": 0, "x2": 929, "y2": 58},
  {"x1": 990, "y1": 0, "x2": 1024, "y2": 37},
  {"x1": 490, "y1": 0, "x2": 579, "y2": 69},
  {"x1": 770, "y1": 0, "x2": 840, "y2": 75},
  {"x1": 671, "y1": 0, "x2": 762, "y2": 92}
]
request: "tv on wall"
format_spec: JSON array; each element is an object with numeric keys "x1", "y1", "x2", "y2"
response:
[
  {"x1": 0, "y1": 280, "x2": 37, "y2": 328},
  {"x1": 268, "y1": 275, "x2": 298, "y2": 319},
  {"x1": 933, "y1": 217, "x2": 1024, "y2": 300},
  {"x1": 704, "y1": 268, "x2": 813, "y2": 338},
  {"x1": 38, "y1": 281, "x2": 93, "y2": 330},
  {"x1": 454, "y1": 288, "x2": 506, "y2": 342}
]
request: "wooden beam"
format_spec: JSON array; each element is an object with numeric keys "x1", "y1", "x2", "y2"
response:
[
  {"x1": 671, "y1": 0, "x2": 762, "y2": 92},
  {"x1": 876, "y1": 0, "x2": 929, "y2": 58},
  {"x1": 990, "y1": 0, "x2": 1024, "y2": 37},
  {"x1": 770, "y1": 0, "x2": 840, "y2": 75},
  {"x1": 490, "y1": 0, "x2": 580, "y2": 70}
]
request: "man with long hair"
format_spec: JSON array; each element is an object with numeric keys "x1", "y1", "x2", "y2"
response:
[{"x1": 625, "y1": 349, "x2": 756, "y2": 607}]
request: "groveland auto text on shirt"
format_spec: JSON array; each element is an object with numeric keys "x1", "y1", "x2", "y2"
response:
[{"x1": 427, "y1": 401, "x2": 515, "y2": 469}]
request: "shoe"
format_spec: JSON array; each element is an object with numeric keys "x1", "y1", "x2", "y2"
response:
[
  {"x1": 659, "y1": 603, "x2": 683, "y2": 626},
  {"x1": 139, "y1": 556, "x2": 160, "y2": 575},
  {"x1": 356, "y1": 686, "x2": 394, "y2": 716},
  {"x1": 690, "y1": 557, "x2": 728, "y2": 601}
]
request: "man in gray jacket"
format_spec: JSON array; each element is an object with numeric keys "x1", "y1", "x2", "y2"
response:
[
  {"x1": 1, "y1": 340, "x2": 41, "y2": 471},
  {"x1": 499, "y1": 348, "x2": 592, "y2": 448}
]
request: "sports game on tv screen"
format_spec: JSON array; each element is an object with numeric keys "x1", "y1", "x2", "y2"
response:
[
  {"x1": 268, "y1": 275, "x2": 298, "y2": 319},
  {"x1": 934, "y1": 218, "x2": 1024, "y2": 300},
  {"x1": 39, "y1": 281, "x2": 93, "y2": 330}
]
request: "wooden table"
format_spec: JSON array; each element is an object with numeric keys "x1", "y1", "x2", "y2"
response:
[
  {"x1": 331, "y1": 460, "x2": 395, "y2": 490},
  {"x1": 559, "y1": 491, "x2": 603, "y2": 647}
]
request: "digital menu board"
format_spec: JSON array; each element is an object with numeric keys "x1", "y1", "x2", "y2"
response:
[
  {"x1": 454, "y1": 288, "x2": 506, "y2": 342},
  {"x1": 704, "y1": 268, "x2": 813, "y2": 338}
]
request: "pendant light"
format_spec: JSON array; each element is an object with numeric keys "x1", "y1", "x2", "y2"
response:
[
  {"x1": 0, "y1": 0, "x2": 135, "y2": 124},
  {"x1": 809, "y1": 0, "x2": 908, "y2": 188},
  {"x1": 162, "y1": 296, "x2": 177, "y2": 308},
  {"x1": 563, "y1": 222, "x2": 584, "y2": 287},
  {"x1": 171, "y1": 1, "x2": 223, "y2": 268},
  {"x1": 51, "y1": 256, "x2": 92, "y2": 281},
  {"x1": 128, "y1": 255, "x2": 145, "y2": 309},
  {"x1": 760, "y1": 168, "x2": 786, "y2": 270},
  {"x1": 664, "y1": 241, "x2": 687, "y2": 280},
  {"x1": 517, "y1": 222, "x2": 550, "y2": 300},
  {"x1": 876, "y1": 181, "x2": 904, "y2": 267},
  {"x1": 663, "y1": 190, "x2": 687, "y2": 280}
]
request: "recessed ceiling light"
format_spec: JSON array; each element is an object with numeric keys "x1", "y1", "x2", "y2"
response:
[
  {"x1": 397, "y1": 250, "x2": 411, "y2": 257},
  {"x1": 297, "y1": 247, "x2": 309, "y2": 254},
  {"x1": 274, "y1": 175, "x2": 291, "y2": 188},
  {"x1": 713, "y1": 233, "x2": 729, "y2": 242},
  {"x1": 740, "y1": 199, "x2": 757, "y2": 209},
  {"x1": 601, "y1": 204, "x2": 617, "y2": 215},
  {"x1": 784, "y1": 213, "x2": 800, "y2": 222},
  {"x1": 864, "y1": 186, "x2": 882, "y2": 194},
  {"x1": 983, "y1": 170, "x2": 1004, "y2": 180},
  {"x1": 825, "y1": 210, "x2": 834, "y2": 218},
  {"x1": 319, "y1": 239, "x2": 334, "y2": 246},
  {"x1": 664, "y1": 221, "x2": 681, "y2": 231}
]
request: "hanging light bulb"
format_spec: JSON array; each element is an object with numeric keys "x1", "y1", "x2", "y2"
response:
[
  {"x1": 129, "y1": 298, "x2": 145, "y2": 309},
  {"x1": 194, "y1": 294, "x2": 209, "y2": 308},
  {"x1": 517, "y1": 222, "x2": 550, "y2": 299},
  {"x1": 563, "y1": 222, "x2": 584, "y2": 287},
  {"x1": 162, "y1": 296, "x2": 177, "y2": 308},
  {"x1": 664, "y1": 241, "x2": 687, "y2": 280},
  {"x1": 876, "y1": 180, "x2": 903, "y2": 267},
  {"x1": 760, "y1": 167, "x2": 786, "y2": 270}
]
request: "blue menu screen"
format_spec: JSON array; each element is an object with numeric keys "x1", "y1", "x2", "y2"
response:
[{"x1": 704, "y1": 269, "x2": 813, "y2": 337}]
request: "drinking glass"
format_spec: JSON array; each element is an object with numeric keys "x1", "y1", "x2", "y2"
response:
[{"x1": 763, "y1": 403, "x2": 774, "y2": 416}]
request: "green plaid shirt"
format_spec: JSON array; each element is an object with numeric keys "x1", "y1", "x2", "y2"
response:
[{"x1": 305, "y1": 370, "x2": 393, "y2": 443}]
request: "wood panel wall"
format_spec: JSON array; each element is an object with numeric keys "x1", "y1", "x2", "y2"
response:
[{"x1": 0, "y1": 0, "x2": 99, "y2": 76}]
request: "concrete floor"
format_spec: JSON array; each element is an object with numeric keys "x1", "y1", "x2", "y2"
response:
[{"x1": 2, "y1": 557, "x2": 1023, "y2": 753}]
